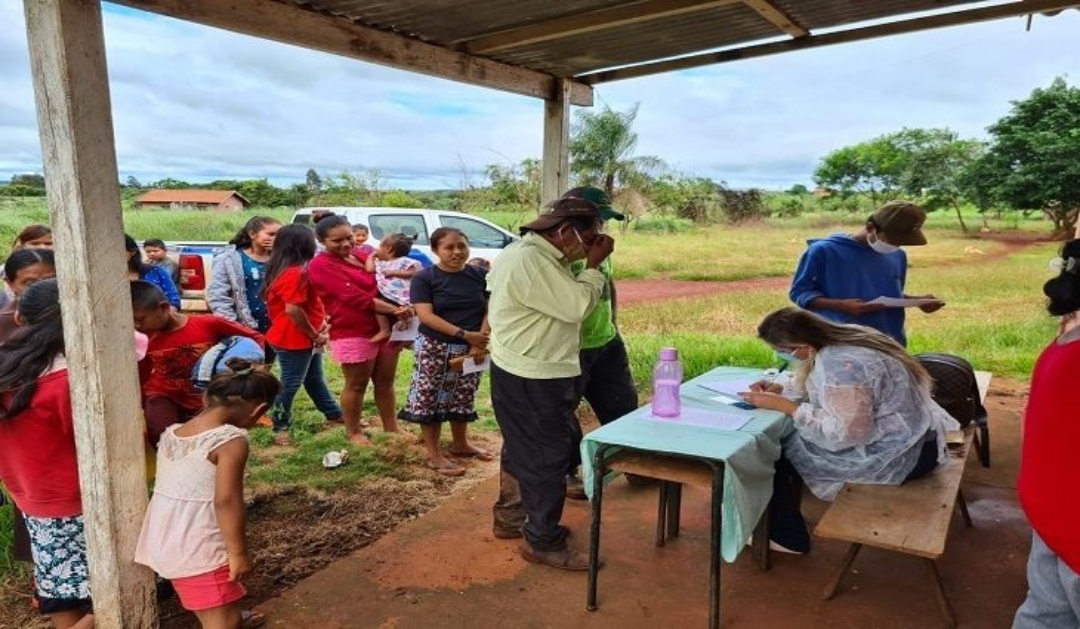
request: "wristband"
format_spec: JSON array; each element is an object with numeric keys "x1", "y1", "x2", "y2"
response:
[{"x1": 454, "y1": 329, "x2": 466, "y2": 340}]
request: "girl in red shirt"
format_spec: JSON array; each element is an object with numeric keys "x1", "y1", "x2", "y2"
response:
[
  {"x1": 261, "y1": 224, "x2": 342, "y2": 446},
  {"x1": 1014, "y1": 239, "x2": 1080, "y2": 628},
  {"x1": 307, "y1": 215, "x2": 410, "y2": 446},
  {"x1": 0, "y1": 279, "x2": 92, "y2": 628}
]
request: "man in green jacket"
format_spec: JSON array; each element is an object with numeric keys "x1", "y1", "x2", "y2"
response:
[{"x1": 488, "y1": 196, "x2": 614, "y2": 571}]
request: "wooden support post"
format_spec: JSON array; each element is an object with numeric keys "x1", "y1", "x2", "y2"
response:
[
  {"x1": 541, "y1": 78, "x2": 572, "y2": 206},
  {"x1": 23, "y1": 0, "x2": 157, "y2": 626}
]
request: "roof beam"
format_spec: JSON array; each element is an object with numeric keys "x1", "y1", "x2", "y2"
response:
[
  {"x1": 582, "y1": 0, "x2": 1079, "y2": 83},
  {"x1": 110, "y1": 0, "x2": 593, "y2": 106},
  {"x1": 741, "y1": 0, "x2": 809, "y2": 37},
  {"x1": 458, "y1": 0, "x2": 740, "y2": 54}
]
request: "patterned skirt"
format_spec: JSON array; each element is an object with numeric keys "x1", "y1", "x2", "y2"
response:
[
  {"x1": 24, "y1": 513, "x2": 92, "y2": 613},
  {"x1": 398, "y1": 333, "x2": 482, "y2": 425}
]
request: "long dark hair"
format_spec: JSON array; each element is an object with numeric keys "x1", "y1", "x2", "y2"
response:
[
  {"x1": 757, "y1": 307, "x2": 931, "y2": 390},
  {"x1": 429, "y1": 227, "x2": 468, "y2": 250},
  {"x1": 205, "y1": 358, "x2": 281, "y2": 409},
  {"x1": 229, "y1": 216, "x2": 280, "y2": 250},
  {"x1": 125, "y1": 234, "x2": 150, "y2": 275},
  {"x1": 261, "y1": 224, "x2": 316, "y2": 298},
  {"x1": 1045, "y1": 239, "x2": 1080, "y2": 317},
  {"x1": 0, "y1": 279, "x2": 65, "y2": 418},
  {"x1": 4, "y1": 248, "x2": 55, "y2": 284}
]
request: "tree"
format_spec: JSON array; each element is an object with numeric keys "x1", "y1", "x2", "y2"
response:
[
  {"x1": 963, "y1": 78, "x2": 1080, "y2": 234},
  {"x1": 10, "y1": 173, "x2": 45, "y2": 189},
  {"x1": 124, "y1": 176, "x2": 143, "y2": 190},
  {"x1": 813, "y1": 140, "x2": 902, "y2": 207},
  {"x1": 305, "y1": 168, "x2": 323, "y2": 194},
  {"x1": 570, "y1": 103, "x2": 665, "y2": 197},
  {"x1": 485, "y1": 158, "x2": 541, "y2": 210},
  {"x1": 885, "y1": 128, "x2": 985, "y2": 232}
]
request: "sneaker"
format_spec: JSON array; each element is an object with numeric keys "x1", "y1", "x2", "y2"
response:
[
  {"x1": 492, "y1": 525, "x2": 523, "y2": 540},
  {"x1": 519, "y1": 543, "x2": 596, "y2": 571},
  {"x1": 565, "y1": 475, "x2": 587, "y2": 500}
]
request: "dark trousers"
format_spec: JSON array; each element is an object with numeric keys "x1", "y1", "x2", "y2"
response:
[
  {"x1": 576, "y1": 335, "x2": 639, "y2": 426},
  {"x1": 769, "y1": 432, "x2": 942, "y2": 551},
  {"x1": 270, "y1": 346, "x2": 342, "y2": 432},
  {"x1": 490, "y1": 362, "x2": 579, "y2": 552},
  {"x1": 143, "y1": 397, "x2": 198, "y2": 448}
]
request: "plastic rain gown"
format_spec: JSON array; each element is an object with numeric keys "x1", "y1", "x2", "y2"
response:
[{"x1": 782, "y1": 345, "x2": 959, "y2": 501}]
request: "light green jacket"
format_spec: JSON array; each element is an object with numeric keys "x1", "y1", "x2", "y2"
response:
[{"x1": 487, "y1": 232, "x2": 606, "y2": 379}]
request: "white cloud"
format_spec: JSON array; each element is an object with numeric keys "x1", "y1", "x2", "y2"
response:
[{"x1": 1, "y1": 3, "x2": 1078, "y2": 189}]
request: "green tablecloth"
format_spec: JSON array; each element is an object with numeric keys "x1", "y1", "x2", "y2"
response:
[{"x1": 581, "y1": 366, "x2": 792, "y2": 563}]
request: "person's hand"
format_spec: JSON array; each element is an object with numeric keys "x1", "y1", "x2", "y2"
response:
[
  {"x1": 467, "y1": 344, "x2": 488, "y2": 364},
  {"x1": 463, "y1": 330, "x2": 489, "y2": 349},
  {"x1": 394, "y1": 307, "x2": 413, "y2": 322},
  {"x1": 586, "y1": 234, "x2": 615, "y2": 269},
  {"x1": 834, "y1": 299, "x2": 886, "y2": 316},
  {"x1": 312, "y1": 332, "x2": 329, "y2": 348},
  {"x1": 739, "y1": 391, "x2": 798, "y2": 415},
  {"x1": 749, "y1": 380, "x2": 784, "y2": 394},
  {"x1": 912, "y1": 294, "x2": 945, "y2": 313},
  {"x1": 228, "y1": 551, "x2": 253, "y2": 583}
]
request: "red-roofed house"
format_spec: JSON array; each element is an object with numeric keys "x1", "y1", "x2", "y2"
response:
[{"x1": 135, "y1": 189, "x2": 249, "y2": 211}]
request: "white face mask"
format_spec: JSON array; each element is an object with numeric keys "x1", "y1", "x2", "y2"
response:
[{"x1": 868, "y1": 232, "x2": 899, "y2": 254}]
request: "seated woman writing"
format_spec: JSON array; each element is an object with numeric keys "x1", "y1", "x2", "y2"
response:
[{"x1": 740, "y1": 307, "x2": 958, "y2": 554}]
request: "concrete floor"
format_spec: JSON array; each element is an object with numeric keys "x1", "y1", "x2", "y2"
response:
[{"x1": 258, "y1": 391, "x2": 1029, "y2": 628}]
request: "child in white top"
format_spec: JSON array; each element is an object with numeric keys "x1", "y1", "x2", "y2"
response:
[
  {"x1": 135, "y1": 358, "x2": 280, "y2": 628},
  {"x1": 366, "y1": 233, "x2": 421, "y2": 343}
]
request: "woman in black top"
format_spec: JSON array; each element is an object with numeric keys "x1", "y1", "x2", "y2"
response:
[{"x1": 398, "y1": 227, "x2": 491, "y2": 476}]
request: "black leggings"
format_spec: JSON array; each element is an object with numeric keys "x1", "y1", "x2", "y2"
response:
[{"x1": 768, "y1": 432, "x2": 940, "y2": 552}]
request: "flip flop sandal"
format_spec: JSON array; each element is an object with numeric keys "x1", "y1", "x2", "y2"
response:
[
  {"x1": 448, "y1": 448, "x2": 494, "y2": 461},
  {"x1": 427, "y1": 461, "x2": 466, "y2": 477},
  {"x1": 241, "y1": 610, "x2": 266, "y2": 628}
]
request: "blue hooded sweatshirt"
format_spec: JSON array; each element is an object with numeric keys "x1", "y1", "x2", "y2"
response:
[{"x1": 789, "y1": 234, "x2": 908, "y2": 345}]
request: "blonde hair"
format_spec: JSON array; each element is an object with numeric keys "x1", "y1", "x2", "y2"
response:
[{"x1": 757, "y1": 307, "x2": 931, "y2": 390}]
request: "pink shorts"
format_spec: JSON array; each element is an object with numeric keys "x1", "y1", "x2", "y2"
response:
[
  {"x1": 330, "y1": 337, "x2": 400, "y2": 365},
  {"x1": 171, "y1": 565, "x2": 247, "y2": 611}
]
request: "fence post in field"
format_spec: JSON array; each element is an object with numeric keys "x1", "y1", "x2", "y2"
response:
[
  {"x1": 542, "y1": 78, "x2": 573, "y2": 205},
  {"x1": 23, "y1": 0, "x2": 158, "y2": 626}
]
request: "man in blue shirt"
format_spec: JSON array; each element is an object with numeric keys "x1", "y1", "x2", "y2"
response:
[{"x1": 789, "y1": 201, "x2": 943, "y2": 346}]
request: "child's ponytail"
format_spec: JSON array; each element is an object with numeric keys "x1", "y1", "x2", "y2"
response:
[
  {"x1": 0, "y1": 279, "x2": 65, "y2": 418},
  {"x1": 205, "y1": 358, "x2": 280, "y2": 407}
]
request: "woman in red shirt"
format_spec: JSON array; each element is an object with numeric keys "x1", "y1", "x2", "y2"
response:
[
  {"x1": 262, "y1": 224, "x2": 342, "y2": 447},
  {"x1": 0, "y1": 279, "x2": 93, "y2": 628},
  {"x1": 1014, "y1": 239, "x2": 1080, "y2": 628},
  {"x1": 307, "y1": 215, "x2": 410, "y2": 445}
]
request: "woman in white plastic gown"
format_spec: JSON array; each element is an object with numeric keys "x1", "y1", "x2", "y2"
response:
[{"x1": 740, "y1": 307, "x2": 958, "y2": 554}]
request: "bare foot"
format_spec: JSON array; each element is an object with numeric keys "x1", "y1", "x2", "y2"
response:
[
  {"x1": 448, "y1": 444, "x2": 494, "y2": 461},
  {"x1": 426, "y1": 458, "x2": 465, "y2": 477},
  {"x1": 369, "y1": 329, "x2": 391, "y2": 344},
  {"x1": 348, "y1": 433, "x2": 374, "y2": 447}
]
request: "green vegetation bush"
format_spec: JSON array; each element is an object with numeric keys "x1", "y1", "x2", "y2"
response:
[{"x1": 631, "y1": 216, "x2": 695, "y2": 233}]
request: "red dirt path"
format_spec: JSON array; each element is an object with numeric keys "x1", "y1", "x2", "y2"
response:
[{"x1": 616, "y1": 232, "x2": 1048, "y2": 307}]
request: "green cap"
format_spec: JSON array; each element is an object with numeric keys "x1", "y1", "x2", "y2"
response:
[{"x1": 563, "y1": 186, "x2": 625, "y2": 221}]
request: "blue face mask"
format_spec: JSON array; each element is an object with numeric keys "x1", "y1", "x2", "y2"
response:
[{"x1": 775, "y1": 351, "x2": 800, "y2": 365}]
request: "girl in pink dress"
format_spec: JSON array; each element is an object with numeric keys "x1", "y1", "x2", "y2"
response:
[{"x1": 135, "y1": 359, "x2": 280, "y2": 628}]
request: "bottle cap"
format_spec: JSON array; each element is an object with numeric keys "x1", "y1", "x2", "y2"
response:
[{"x1": 660, "y1": 347, "x2": 678, "y2": 361}]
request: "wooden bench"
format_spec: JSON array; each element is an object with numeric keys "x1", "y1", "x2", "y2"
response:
[{"x1": 813, "y1": 371, "x2": 991, "y2": 628}]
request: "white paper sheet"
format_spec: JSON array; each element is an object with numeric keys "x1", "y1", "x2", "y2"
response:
[
  {"x1": 388, "y1": 316, "x2": 420, "y2": 342},
  {"x1": 644, "y1": 406, "x2": 752, "y2": 431},
  {"x1": 697, "y1": 377, "x2": 760, "y2": 398},
  {"x1": 462, "y1": 355, "x2": 491, "y2": 374},
  {"x1": 868, "y1": 296, "x2": 945, "y2": 308}
]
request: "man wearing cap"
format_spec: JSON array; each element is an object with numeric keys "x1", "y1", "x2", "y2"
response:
[
  {"x1": 487, "y1": 196, "x2": 615, "y2": 571},
  {"x1": 789, "y1": 200, "x2": 944, "y2": 346}
]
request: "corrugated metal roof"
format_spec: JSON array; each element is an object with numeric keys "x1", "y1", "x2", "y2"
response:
[{"x1": 286, "y1": 0, "x2": 1042, "y2": 79}]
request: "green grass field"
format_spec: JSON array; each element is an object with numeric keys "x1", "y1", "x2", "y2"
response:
[{"x1": 0, "y1": 196, "x2": 1062, "y2": 581}]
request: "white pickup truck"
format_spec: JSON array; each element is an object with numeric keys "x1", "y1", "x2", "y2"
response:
[{"x1": 175, "y1": 207, "x2": 519, "y2": 312}]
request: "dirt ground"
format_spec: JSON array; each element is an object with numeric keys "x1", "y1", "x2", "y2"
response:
[{"x1": 0, "y1": 231, "x2": 1043, "y2": 627}]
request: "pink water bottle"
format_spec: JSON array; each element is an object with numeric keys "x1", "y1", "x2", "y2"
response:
[{"x1": 651, "y1": 347, "x2": 683, "y2": 417}]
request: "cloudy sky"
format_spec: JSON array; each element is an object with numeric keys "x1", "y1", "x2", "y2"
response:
[{"x1": 1, "y1": 3, "x2": 1077, "y2": 190}]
